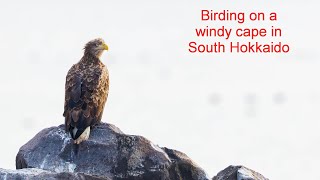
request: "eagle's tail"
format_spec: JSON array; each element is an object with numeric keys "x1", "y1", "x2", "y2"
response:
[{"x1": 67, "y1": 109, "x2": 91, "y2": 144}]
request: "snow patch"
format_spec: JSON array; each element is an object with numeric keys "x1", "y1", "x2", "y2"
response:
[
  {"x1": 54, "y1": 160, "x2": 76, "y2": 173},
  {"x1": 150, "y1": 142, "x2": 171, "y2": 162},
  {"x1": 237, "y1": 167, "x2": 255, "y2": 180},
  {"x1": 40, "y1": 154, "x2": 49, "y2": 169},
  {"x1": 128, "y1": 170, "x2": 144, "y2": 176},
  {"x1": 53, "y1": 128, "x2": 70, "y2": 140},
  {"x1": 2, "y1": 168, "x2": 48, "y2": 175},
  {"x1": 60, "y1": 138, "x2": 70, "y2": 153}
]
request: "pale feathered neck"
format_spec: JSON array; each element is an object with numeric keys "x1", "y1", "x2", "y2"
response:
[{"x1": 80, "y1": 52, "x2": 100, "y2": 64}]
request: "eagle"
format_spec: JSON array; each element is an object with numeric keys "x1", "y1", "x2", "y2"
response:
[{"x1": 63, "y1": 38, "x2": 109, "y2": 144}]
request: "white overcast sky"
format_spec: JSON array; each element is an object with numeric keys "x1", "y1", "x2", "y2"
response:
[{"x1": 0, "y1": 0, "x2": 319, "y2": 179}]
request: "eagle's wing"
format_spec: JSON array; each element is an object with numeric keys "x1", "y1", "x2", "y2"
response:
[{"x1": 63, "y1": 63, "x2": 109, "y2": 139}]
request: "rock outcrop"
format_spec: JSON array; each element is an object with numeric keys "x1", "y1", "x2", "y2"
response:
[
  {"x1": 16, "y1": 123, "x2": 208, "y2": 180},
  {"x1": 0, "y1": 168, "x2": 110, "y2": 180},
  {"x1": 9, "y1": 123, "x2": 269, "y2": 179},
  {"x1": 212, "y1": 165, "x2": 268, "y2": 180}
]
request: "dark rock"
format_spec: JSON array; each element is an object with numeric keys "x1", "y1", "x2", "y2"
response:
[
  {"x1": 16, "y1": 123, "x2": 208, "y2": 180},
  {"x1": 212, "y1": 165, "x2": 268, "y2": 180},
  {"x1": 0, "y1": 168, "x2": 110, "y2": 180}
]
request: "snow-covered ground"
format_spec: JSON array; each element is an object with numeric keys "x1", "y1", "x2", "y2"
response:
[{"x1": 0, "y1": 1, "x2": 319, "y2": 179}]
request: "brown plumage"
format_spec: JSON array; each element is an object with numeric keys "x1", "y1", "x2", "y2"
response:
[{"x1": 63, "y1": 38, "x2": 109, "y2": 144}]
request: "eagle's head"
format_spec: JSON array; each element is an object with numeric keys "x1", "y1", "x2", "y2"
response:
[{"x1": 84, "y1": 38, "x2": 109, "y2": 58}]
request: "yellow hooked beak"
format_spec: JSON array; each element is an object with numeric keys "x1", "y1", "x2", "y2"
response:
[{"x1": 103, "y1": 43, "x2": 109, "y2": 51}]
